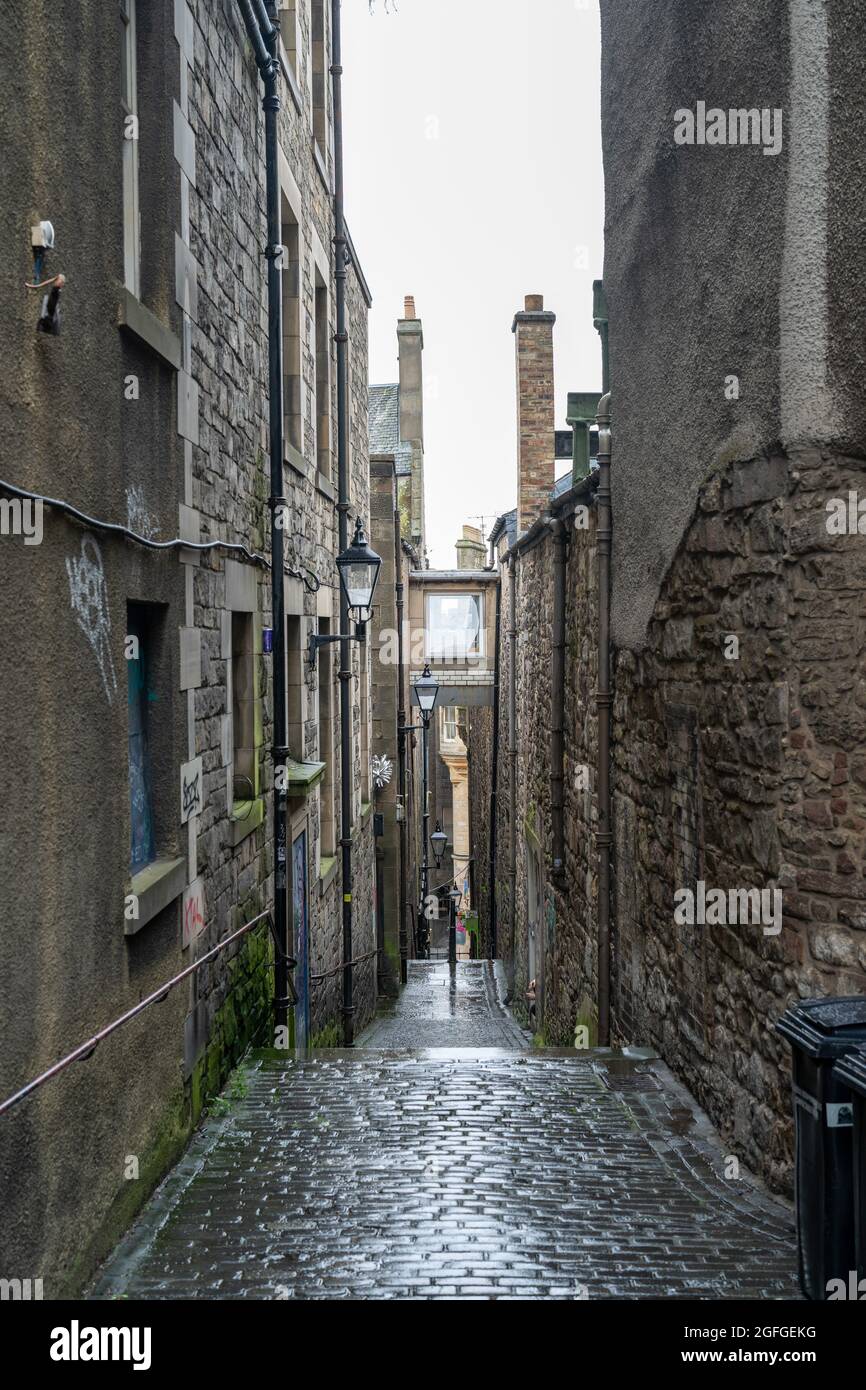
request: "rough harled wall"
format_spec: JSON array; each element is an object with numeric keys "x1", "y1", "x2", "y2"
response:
[
  {"x1": 493, "y1": 500, "x2": 599, "y2": 1039},
  {"x1": 600, "y1": 0, "x2": 866, "y2": 651},
  {"x1": 0, "y1": 0, "x2": 374, "y2": 1291},
  {"x1": 601, "y1": 0, "x2": 866, "y2": 1193}
]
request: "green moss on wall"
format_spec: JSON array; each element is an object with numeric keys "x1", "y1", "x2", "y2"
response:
[{"x1": 68, "y1": 923, "x2": 274, "y2": 1297}]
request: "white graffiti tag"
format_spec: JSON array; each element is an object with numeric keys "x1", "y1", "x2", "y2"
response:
[
  {"x1": 125, "y1": 485, "x2": 158, "y2": 540},
  {"x1": 66, "y1": 535, "x2": 118, "y2": 703}
]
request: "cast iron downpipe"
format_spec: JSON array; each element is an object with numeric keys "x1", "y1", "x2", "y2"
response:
[
  {"x1": 595, "y1": 391, "x2": 613, "y2": 1046},
  {"x1": 395, "y1": 510, "x2": 409, "y2": 984},
  {"x1": 507, "y1": 557, "x2": 518, "y2": 992},
  {"x1": 488, "y1": 571, "x2": 501, "y2": 959},
  {"x1": 236, "y1": 0, "x2": 291, "y2": 1030},
  {"x1": 550, "y1": 516, "x2": 567, "y2": 880},
  {"x1": 331, "y1": 0, "x2": 355, "y2": 1046}
]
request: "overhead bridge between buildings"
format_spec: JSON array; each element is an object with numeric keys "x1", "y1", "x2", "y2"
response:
[{"x1": 405, "y1": 568, "x2": 499, "y2": 707}]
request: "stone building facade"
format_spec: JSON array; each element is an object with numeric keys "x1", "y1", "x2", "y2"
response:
[
  {"x1": 599, "y1": 0, "x2": 866, "y2": 1193},
  {"x1": 490, "y1": 0, "x2": 866, "y2": 1196},
  {"x1": 0, "y1": 0, "x2": 374, "y2": 1293}
]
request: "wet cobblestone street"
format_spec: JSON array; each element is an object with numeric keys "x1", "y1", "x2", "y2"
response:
[{"x1": 92, "y1": 963, "x2": 798, "y2": 1300}]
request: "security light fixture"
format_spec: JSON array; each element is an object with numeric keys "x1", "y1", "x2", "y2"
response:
[{"x1": 430, "y1": 822, "x2": 447, "y2": 868}]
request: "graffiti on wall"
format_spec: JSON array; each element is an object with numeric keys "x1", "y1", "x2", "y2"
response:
[{"x1": 66, "y1": 534, "x2": 118, "y2": 704}]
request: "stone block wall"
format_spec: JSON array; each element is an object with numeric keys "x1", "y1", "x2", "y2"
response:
[
  {"x1": 494, "y1": 493, "x2": 599, "y2": 1041},
  {"x1": 0, "y1": 0, "x2": 375, "y2": 1293},
  {"x1": 612, "y1": 447, "x2": 866, "y2": 1193}
]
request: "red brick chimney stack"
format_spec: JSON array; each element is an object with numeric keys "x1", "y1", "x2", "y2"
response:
[{"x1": 513, "y1": 293, "x2": 556, "y2": 534}]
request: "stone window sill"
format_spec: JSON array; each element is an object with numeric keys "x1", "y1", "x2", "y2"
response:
[
  {"x1": 231, "y1": 796, "x2": 265, "y2": 847},
  {"x1": 285, "y1": 759, "x2": 326, "y2": 796},
  {"x1": 285, "y1": 442, "x2": 312, "y2": 481},
  {"x1": 118, "y1": 288, "x2": 181, "y2": 371},
  {"x1": 312, "y1": 137, "x2": 332, "y2": 195},
  {"x1": 315, "y1": 470, "x2": 337, "y2": 503},
  {"x1": 126, "y1": 856, "x2": 186, "y2": 936},
  {"x1": 319, "y1": 855, "x2": 338, "y2": 894}
]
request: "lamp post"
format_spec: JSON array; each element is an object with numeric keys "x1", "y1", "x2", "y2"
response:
[
  {"x1": 413, "y1": 664, "x2": 439, "y2": 960},
  {"x1": 308, "y1": 517, "x2": 381, "y2": 1046},
  {"x1": 448, "y1": 883, "x2": 461, "y2": 968}
]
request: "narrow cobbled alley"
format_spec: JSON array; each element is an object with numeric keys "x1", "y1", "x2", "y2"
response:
[{"x1": 92, "y1": 963, "x2": 798, "y2": 1301}]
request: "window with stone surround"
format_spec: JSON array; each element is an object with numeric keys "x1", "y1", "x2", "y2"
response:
[
  {"x1": 311, "y1": 0, "x2": 328, "y2": 155},
  {"x1": 314, "y1": 277, "x2": 332, "y2": 480},
  {"x1": 281, "y1": 213, "x2": 302, "y2": 457},
  {"x1": 279, "y1": 1, "x2": 299, "y2": 80},
  {"x1": 286, "y1": 614, "x2": 304, "y2": 760},
  {"x1": 127, "y1": 601, "x2": 171, "y2": 872},
  {"x1": 425, "y1": 592, "x2": 484, "y2": 661},
  {"x1": 317, "y1": 617, "x2": 336, "y2": 859},
  {"x1": 120, "y1": 0, "x2": 141, "y2": 295},
  {"x1": 231, "y1": 612, "x2": 258, "y2": 805}
]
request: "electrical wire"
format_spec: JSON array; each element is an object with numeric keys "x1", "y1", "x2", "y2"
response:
[{"x1": 0, "y1": 475, "x2": 321, "y2": 592}]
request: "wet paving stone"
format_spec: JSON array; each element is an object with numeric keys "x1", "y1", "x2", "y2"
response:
[{"x1": 92, "y1": 963, "x2": 798, "y2": 1301}]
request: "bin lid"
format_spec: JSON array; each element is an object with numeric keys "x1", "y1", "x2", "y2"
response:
[
  {"x1": 775, "y1": 996, "x2": 866, "y2": 1059},
  {"x1": 833, "y1": 1046, "x2": 866, "y2": 1097}
]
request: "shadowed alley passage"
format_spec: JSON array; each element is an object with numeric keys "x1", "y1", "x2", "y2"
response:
[{"x1": 91, "y1": 964, "x2": 798, "y2": 1301}]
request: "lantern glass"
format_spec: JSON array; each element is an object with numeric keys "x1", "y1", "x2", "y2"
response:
[
  {"x1": 336, "y1": 518, "x2": 382, "y2": 621},
  {"x1": 414, "y1": 663, "x2": 439, "y2": 715},
  {"x1": 430, "y1": 824, "x2": 447, "y2": 865}
]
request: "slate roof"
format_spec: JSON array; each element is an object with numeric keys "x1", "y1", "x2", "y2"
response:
[{"x1": 368, "y1": 383, "x2": 413, "y2": 476}]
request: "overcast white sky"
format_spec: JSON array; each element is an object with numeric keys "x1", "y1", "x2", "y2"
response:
[{"x1": 342, "y1": 0, "x2": 604, "y2": 569}]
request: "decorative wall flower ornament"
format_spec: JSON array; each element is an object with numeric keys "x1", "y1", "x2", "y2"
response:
[{"x1": 372, "y1": 753, "x2": 393, "y2": 789}]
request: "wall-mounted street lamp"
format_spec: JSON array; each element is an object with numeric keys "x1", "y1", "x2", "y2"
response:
[
  {"x1": 308, "y1": 517, "x2": 382, "y2": 665},
  {"x1": 430, "y1": 822, "x2": 447, "y2": 869},
  {"x1": 413, "y1": 663, "x2": 439, "y2": 721}
]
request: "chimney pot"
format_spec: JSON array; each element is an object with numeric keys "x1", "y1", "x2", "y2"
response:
[
  {"x1": 525, "y1": 294, "x2": 544, "y2": 312},
  {"x1": 403, "y1": 295, "x2": 417, "y2": 320}
]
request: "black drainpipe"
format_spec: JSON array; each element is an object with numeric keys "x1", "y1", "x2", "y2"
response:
[
  {"x1": 595, "y1": 391, "x2": 613, "y2": 1046},
  {"x1": 330, "y1": 0, "x2": 355, "y2": 1046},
  {"x1": 236, "y1": 0, "x2": 290, "y2": 1030},
  {"x1": 488, "y1": 571, "x2": 502, "y2": 959},
  {"x1": 551, "y1": 516, "x2": 567, "y2": 881},
  {"x1": 395, "y1": 513, "x2": 409, "y2": 985}
]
